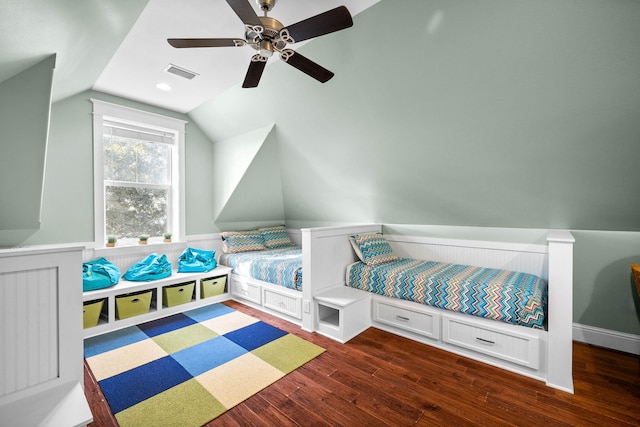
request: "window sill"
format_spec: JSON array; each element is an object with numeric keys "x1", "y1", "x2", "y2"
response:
[{"x1": 93, "y1": 240, "x2": 188, "y2": 258}]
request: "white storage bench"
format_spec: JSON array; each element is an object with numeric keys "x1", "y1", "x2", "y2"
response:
[{"x1": 82, "y1": 266, "x2": 232, "y2": 338}]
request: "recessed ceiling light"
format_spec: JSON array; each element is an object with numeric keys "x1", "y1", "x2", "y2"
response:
[{"x1": 155, "y1": 82, "x2": 172, "y2": 91}]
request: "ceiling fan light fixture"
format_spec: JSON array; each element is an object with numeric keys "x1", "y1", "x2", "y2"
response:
[{"x1": 258, "y1": 40, "x2": 274, "y2": 57}]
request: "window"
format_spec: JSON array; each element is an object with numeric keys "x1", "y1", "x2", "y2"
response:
[{"x1": 92, "y1": 100, "x2": 186, "y2": 246}]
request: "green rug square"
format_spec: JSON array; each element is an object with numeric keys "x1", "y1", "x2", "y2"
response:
[
  {"x1": 152, "y1": 323, "x2": 219, "y2": 354},
  {"x1": 252, "y1": 333, "x2": 325, "y2": 373},
  {"x1": 115, "y1": 378, "x2": 226, "y2": 427}
]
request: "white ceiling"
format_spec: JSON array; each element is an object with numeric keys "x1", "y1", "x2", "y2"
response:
[{"x1": 92, "y1": 0, "x2": 379, "y2": 114}]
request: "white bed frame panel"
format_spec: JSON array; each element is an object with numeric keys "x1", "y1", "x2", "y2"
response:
[
  {"x1": 300, "y1": 224, "x2": 382, "y2": 332},
  {"x1": 297, "y1": 224, "x2": 575, "y2": 393}
]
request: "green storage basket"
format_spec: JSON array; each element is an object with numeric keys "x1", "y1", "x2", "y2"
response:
[
  {"x1": 116, "y1": 290, "x2": 152, "y2": 320},
  {"x1": 83, "y1": 299, "x2": 105, "y2": 329},
  {"x1": 163, "y1": 281, "x2": 195, "y2": 307},
  {"x1": 201, "y1": 276, "x2": 227, "y2": 298}
]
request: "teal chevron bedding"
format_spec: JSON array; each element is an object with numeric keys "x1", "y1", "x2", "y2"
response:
[
  {"x1": 219, "y1": 247, "x2": 302, "y2": 291},
  {"x1": 347, "y1": 258, "x2": 547, "y2": 329}
]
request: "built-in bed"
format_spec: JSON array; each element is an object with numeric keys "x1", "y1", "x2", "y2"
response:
[
  {"x1": 219, "y1": 226, "x2": 306, "y2": 323},
  {"x1": 345, "y1": 233, "x2": 548, "y2": 330},
  {"x1": 300, "y1": 224, "x2": 575, "y2": 393},
  {"x1": 220, "y1": 224, "x2": 575, "y2": 393}
]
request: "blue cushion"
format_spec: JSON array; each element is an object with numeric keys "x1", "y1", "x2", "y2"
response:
[
  {"x1": 349, "y1": 233, "x2": 398, "y2": 266},
  {"x1": 221, "y1": 230, "x2": 266, "y2": 253},
  {"x1": 259, "y1": 225, "x2": 294, "y2": 249}
]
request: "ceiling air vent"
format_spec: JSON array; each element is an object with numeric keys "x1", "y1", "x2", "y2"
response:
[{"x1": 164, "y1": 64, "x2": 199, "y2": 80}]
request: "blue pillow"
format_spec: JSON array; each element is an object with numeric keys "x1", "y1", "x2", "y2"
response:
[
  {"x1": 221, "y1": 230, "x2": 266, "y2": 253},
  {"x1": 259, "y1": 225, "x2": 294, "y2": 249},
  {"x1": 349, "y1": 233, "x2": 398, "y2": 266}
]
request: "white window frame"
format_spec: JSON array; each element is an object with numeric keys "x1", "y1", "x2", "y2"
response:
[{"x1": 91, "y1": 99, "x2": 187, "y2": 247}]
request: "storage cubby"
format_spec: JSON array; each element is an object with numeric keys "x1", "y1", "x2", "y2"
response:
[
  {"x1": 317, "y1": 304, "x2": 340, "y2": 327},
  {"x1": 314, "y1": 286, "x2": 371, "y2": 343}
]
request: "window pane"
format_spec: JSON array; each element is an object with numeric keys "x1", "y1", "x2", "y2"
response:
[
  {"x1": 105, "y1": 186, "x2": 168, "y2": 238},
  {"x1": 104, "y1": 135, "x2": 170, "y2": 185}
]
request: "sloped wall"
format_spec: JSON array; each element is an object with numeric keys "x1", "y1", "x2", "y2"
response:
[
  {"x1": 211, "y1": 124, "x2": 285, "y2": 231},
  {"x1": 0, "y1": 55, "x2": 55, "y2": 246}
]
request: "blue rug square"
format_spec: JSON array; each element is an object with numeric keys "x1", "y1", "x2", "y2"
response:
[
  {"x1": 99, "y1": 355, "x2": 192, "y2": 413},
  {"x1": 184, "y1": 303, "x2": 235, "y2": 323},
  {"x1": 84, "y1": 326, "x2": 147, "y2": 358},
  {"x1": 172, "y1": 336, "x2": 248, "y2": 376},
  {"x1": 223, "y1": 321, "x2": 288, "y2": 351},
  {"x1": 137, "y1": 313, "x2": 196, "y2": 337}
]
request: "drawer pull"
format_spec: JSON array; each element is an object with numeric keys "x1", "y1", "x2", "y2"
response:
[
  {"x1": 395, "y1": 315, "x2": 410, "y2": 322},
  {"x1": 476, "y1": 337, "x2": 495, "y2": 345},
  {"x1": 178, "y1": 288, "x2": 185, "y2": 293},
  {"x1": 131, "y1": 298, "x2": 140, "y2": 303}
]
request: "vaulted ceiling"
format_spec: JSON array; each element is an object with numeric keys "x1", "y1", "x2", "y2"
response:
[{"x1": 0, "y1": 0, "x2": 378, "y2": 113}]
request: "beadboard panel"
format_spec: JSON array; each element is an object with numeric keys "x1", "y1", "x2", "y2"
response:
[
  {"x1": 385, "y1": 235, "x2": 549, "y2": 280},
  {"x1": 0, "y1": 267, "x2": 58, "y2": 398}
]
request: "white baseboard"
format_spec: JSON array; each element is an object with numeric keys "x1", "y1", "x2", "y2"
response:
[{"x1": 573, "y1": 323, "x2": 640, "y2": 355}]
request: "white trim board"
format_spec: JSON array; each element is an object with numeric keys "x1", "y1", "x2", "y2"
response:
[{"x1": 573, "y1": 323, "x2": 640, "y2": 355}]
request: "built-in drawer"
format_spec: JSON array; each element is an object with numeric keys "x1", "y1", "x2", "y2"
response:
[
  {"x1": 373, "y1": 299, "x2": 440, "y2": 340},
  {"x1": 442, "y1": 316, "x2": 539, "y2": 369},
  {"x1": 263, "y1": 288, "x2": 302, "y2": 319},
  {"x1": 230, "y1": 275, "x2": 261, "y2": 305}
]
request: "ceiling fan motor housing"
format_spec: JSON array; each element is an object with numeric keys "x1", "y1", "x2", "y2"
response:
[{"x1": 245, "y1": 16, "x2": 287, "y2": 51}]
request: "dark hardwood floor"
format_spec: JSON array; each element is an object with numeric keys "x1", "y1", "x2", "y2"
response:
[{"x1": 85, "y1": 300, "x2": 640, "y2": 426}]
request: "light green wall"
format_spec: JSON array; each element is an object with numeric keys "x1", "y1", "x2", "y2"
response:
[
  {"x1": 0, "y1": 55, "x2": 55, "y2": 244},
  {"x1": 5, "y1": 90, "x2": 216, "y2": 246},
  {"x1": 190, "y1": 0, "x2": 640, "y2": 335},
  {"x1": 211, "y1": 124, "x2": 285, "y2": 231}
]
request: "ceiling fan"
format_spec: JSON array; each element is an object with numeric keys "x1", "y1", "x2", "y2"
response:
[{"x1": 167, "y1": 0, "x2": 353, "y2": 88}]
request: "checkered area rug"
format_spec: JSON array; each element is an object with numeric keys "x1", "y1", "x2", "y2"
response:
[{"x1": 84, "y1": 303, "x2": 324, "y2": 426}]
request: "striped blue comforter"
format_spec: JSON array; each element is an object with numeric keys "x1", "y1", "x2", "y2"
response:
[
  {"x1": 347, "y1": 258, "x2": 547, "y2": 329},
  {"x1": 219, "y1": 247, "x2": 302, "y2": 291}
]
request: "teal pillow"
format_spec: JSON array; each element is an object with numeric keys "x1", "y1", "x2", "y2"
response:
[
  {"x1": 350, "y1": 233, "x2": 398, "y2": 266},
  {"x1": 259, "y1": 225, "x2": 294, "y2": 249},
  {"x1": 221, "y1": 230, "x2": 266, "y2": 253}
]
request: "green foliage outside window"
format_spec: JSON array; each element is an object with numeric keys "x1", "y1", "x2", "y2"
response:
[
  {"x1": 103, "y1": 134, "x2": 171, "y2": 239},
  {"x1": 105, "y1": 187, "x2": 167, "y2": 238}
]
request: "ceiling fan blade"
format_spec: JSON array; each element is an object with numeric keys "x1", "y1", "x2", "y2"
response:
[
  {"x1": 242, "y1": 55, "x2": 268, "y2": 88},
  {"x1": 280, "y1": 50, "x2": 334, "y2": 83},
  {"x1": 167, "y1": 38, "x2": 245, "y2": 48},
  {"x1": 281, "y1": 6, "x2": 353, "y2": 44},
  {"x1": 226, "y1": 0, "x2": 263, "y2": 28}
]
